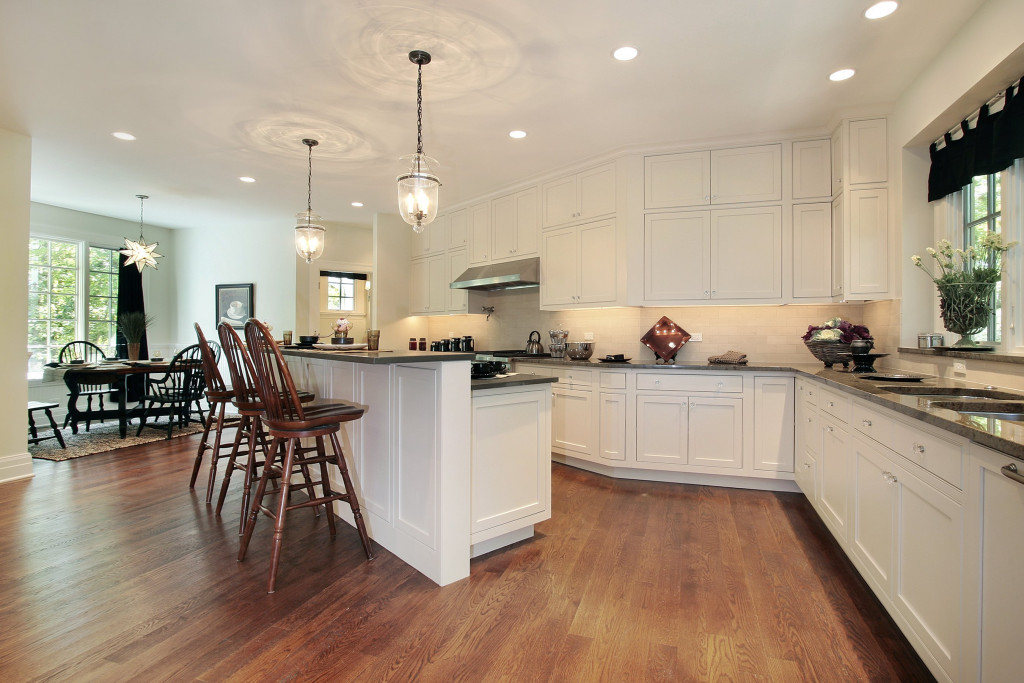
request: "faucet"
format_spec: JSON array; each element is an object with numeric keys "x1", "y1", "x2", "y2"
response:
[{"x1": 481, "y1": 306, "x2": 495, "y2": 321}]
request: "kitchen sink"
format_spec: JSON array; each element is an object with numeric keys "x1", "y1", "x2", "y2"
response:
[
  {"x1": 880, "y1": 386, "x2": 1024, "y2": 401},
  {"x1": 928, "y1": 400, "x2": 1024, "y2": 421}
]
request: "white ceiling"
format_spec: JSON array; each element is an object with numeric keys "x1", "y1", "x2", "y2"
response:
[{"x1": 0, "y1": 0, "x2": 985, "y2": 232}]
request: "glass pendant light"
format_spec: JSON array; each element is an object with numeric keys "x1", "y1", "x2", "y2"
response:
[
  {"x1": 295, "y1": 138, "x2": 326, "y2": 263},
  {"x1": 120, "y1": 194, "x2": 163, "y2": 272},
  {"x1": 397, "y1": 50, "x2": 441, "y2": 233}
]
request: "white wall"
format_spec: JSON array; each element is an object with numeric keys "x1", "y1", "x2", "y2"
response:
[
  {"x1": 374, "y1": 213, "x2": 427, "y2": 351},
  {"x1": 30, "y1": 202, "x2": 177, "y2": 348},
  {"x1": 0, "y1": 128, "x2": 32, "y2": 482},
  {"x1": 294, "y1": 221, "x2": 373, "y2": 336},
  {"x1": 172, "y1": 220, "x2": 296, "y2": 346}
]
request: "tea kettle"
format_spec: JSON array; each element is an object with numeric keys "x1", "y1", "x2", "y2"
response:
[{"x1": 525, "y1": 330, "x2": 544, "y2": 355}]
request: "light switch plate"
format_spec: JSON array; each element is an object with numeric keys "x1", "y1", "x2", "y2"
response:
[
  {"x1": 583, "y1": 332, "x2": 594, "y2": 341},
  {"x1": 691, "y1": 332, "x2": 703, "y2": 342},
  {"x1": 953, "y1": 361, "x2": 967, "y2": 375}
]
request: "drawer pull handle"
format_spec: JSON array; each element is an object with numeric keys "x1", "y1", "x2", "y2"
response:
[
  {"x1": 803, "y1": 462, "x2": 812, "y2": 469},
  {"x1": 861, "y1": 419, "x2": 872, "y2": 427},
  {"x1": 826, "y1": 426, "x2": 834, "y2": 433},
  {"x1": 655, "y1": 379, "x2": 661, "y2": 385},
  {"x1": 913, "y1": 443, "x2": 926, "y2": 454},
  {"x1": 806, "y1": 417, "x2": 813, "y2": 423},
  {"x1": 1001, "y1": 463, "x2": 1024, "y2": 486}
]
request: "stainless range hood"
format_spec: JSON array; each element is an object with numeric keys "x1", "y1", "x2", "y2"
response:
[{"x1": 449, "y1": 257, "x2": 540, "y2": 291}]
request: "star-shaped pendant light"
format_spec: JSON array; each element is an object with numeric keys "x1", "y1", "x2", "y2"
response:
[{"x1": 120, "y1": 194, "x2": 162, "y2": 272}]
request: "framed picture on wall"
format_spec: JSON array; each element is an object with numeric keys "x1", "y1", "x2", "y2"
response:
[{"x1": 216, "y1": 283, "x2": 254, "y2": 329}]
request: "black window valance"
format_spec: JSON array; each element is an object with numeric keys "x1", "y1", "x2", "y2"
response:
[
  {"x1": 928, "y1": 77, "x2": 1024, "y2": 202},
  {"x1": 319, "y1": 270, "x2": 367, "y2": 280}
]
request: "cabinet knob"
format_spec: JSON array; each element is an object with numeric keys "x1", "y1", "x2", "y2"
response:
[
  {"x1": 704, "y1": 290, "x2": 710, "y2": 297},
  {"x1": 654, "y1": 379, "x2": 661, "y2": 385},
  {"x1": 704, "y1": 195, "x2": 710, "y2": 201},
  {"x1": 913, "y1": 443, "x2": 925, "y2": 453},
  {"x1": 716, "y1": 382, "x2": 724, "y2": 390},
  {"x1": 803, "y1": 462, "x2": 812, "y2": 469},
  {"x1": 711, "y1": 194, "x2": 718, "y2": 199},
  {"x1": 826, "y1": 401, "x2": 834, "y2": 407},
  {"x1": 806, "y1": 417, "x2": 812, "y2": 423},
  {"x1": 826, "y1": 426, "x2": 834, "y2": 433},
  {"x1": 861, "y1": 419, "x2": 872, "y2": 427}
]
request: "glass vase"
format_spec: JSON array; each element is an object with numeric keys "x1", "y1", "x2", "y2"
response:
[{"x1": 936, "y1": 281, "x2": 996, "y2": 348}]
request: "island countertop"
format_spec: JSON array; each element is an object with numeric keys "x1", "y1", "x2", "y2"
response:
[
  {"x1": 471, "y1": 374, "x2": 557, "y2": 391},
  {"x1": 281, "y1": 348, "x2": 475, "y2": 364}
]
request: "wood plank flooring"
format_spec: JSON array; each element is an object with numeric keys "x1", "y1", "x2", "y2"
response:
[{"x1": 0, "y1": 436, "x2": 934, "y2": 681}]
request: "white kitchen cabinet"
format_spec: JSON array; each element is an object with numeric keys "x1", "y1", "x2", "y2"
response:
[
  {"x1": 831, "y1": 127, "x2": 844, "y2": 195},
  {"x1": 471, "y1": 386, "x2": 551, "y2": 540},
  {"x1": 710, "y1": 205, "x2": 782, "y2": 299},
  {"x1": 551, "y1": 386, "x2": 594, "y2": 457},
  {"x1": 792, "y1": 139, "x2": 832, "y2": 199},
  {"x1": 446, "y1": 248, "x2": 468, "y2": 314},
  {"x1": 645, "y1": 151, "x2": 710, "y2": 209},
  {"x1": 830, "y1": 195, "x2": 844, "y2": 297},
  {"x1": 598, "y1": 391, "x2": 627, "y2": 461},
  {"x1": 491, "y1": 187, "x2": 539, "y2": 262},
  {"x1": 818, "y1": 414, "x2": 850, "y2": 541},
  {"x1": 636, "y1": 394, "x2": 688, "y2": 465},
  {"x1": 542, "y1": 162, "x2": 616, "y2": 228},
  {"x1": 448, "y1": 208, "x2": 468, "y2": 249},
  {"x1": 710, "y1": 144, "x2": 782, "y2": 204},
  {"x1": 849, "y1": 436, "x2": 897, "y2": 593},
  {"x1": 644, "y1": 211, "x2": 710, "y2": 301},
  {"x1": 540, "y1": 218, "x2": 617, "y2": 309},
  {"x1": 848, "y1": 118, "x2": 887, "y2": 186},
  {"x1": 409, "y1": 252, "x2": 446, "y2": 315},
  {"x1": 411, "y1": 212, "x2": 447, "y2": 257},
  {"x1": 753, "y1": 375, "x2": 794, "y2": 472},
  {"x1": 467, "y1": 201, "x2": 491, "y2": 265},
  {"x1": 965, "y1": 445, "x2": 1024, "y2": 683},
  {"x1": 792, "y1": 203, "x2": 832, "y2": 298},
  {"x1": 688, "y1": 397, "x2": 743, "y2": 469},
  {"x1": 847, "y1": 188, "x2": 889, "y2": 296},
  {"x1": 795, "y1": 448, "x2": 817, "y2": 500},
  {"x1": 643, "y1": 144, "x2": 781, "y2": 209}
]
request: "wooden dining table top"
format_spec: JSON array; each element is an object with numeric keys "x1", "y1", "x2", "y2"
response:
[{"x1": 60, "y1": 360, "x2": 181, "y2": 376}]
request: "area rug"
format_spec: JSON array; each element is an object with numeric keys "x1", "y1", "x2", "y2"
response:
[{"x1": 30, "y1": 421, "x2": 204, "y2": 462}]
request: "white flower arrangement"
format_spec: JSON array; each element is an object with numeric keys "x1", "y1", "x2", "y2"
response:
[{"x1": 332, "y1": 318, "x2": 352, "y2": 338}]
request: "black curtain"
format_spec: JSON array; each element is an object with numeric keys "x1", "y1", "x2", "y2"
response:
[
  {"x1": 116, "y1": 255, "x2": 148, "y2": 400},
  {"x1": 928, "y1": 77, "x2": 1024, "y2": 202}
]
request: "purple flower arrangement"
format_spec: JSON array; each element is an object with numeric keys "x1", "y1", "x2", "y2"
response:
[{"x1": 801, "y1": 317, "x2": 872, "y2": 343}]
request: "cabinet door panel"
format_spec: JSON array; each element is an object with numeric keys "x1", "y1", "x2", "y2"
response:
[
  {"x1": 540, "y1": 228, "x2": 578, "y2": 307},
  {"x1": 831, "y1": 127, "x2": 844, "y2": 195},
  {"x1": 578, "y1": 219, "x2": 617, "y2": 304},
  {"x1": 688, "y1": 397, "x2": 742, "y2": 469},
  {"x1": 753, "y1": 376, "x2": 794, "y2": 472},
  {"x1": 792, "y1": 139, "x2": 832, "y2": 199},
  {"x1": 491, "y1": 193, "x2": 516, "y2": 260},
  {"x1": 831, "y1": 196, "x2": 844, "y2": 297},
  {"x1": 448, "y1": 208, "x2": 468, "y2": 248},
  {"x1": 636, "y1": 395, "x2": 687, "y2": 465},
  {"x1": 598, "y1": 392, "x2": 626, "y2": 461},
  {"x1": 645, "y1": 152, "x2": 710, "y2": 208},
  {"x1": 578, "y1": 164, "x2": 616, "y2": 220},
  {"x1": 552, "y1": 387, "x2": 593, "y2": 455},
  {"x1": 542, "y1": 175, "x2": 578, "y2": 227},
  {"x1": 710, "y1": 144, "x2": 782, "y2": 204},
  {"x1": 447, "y1": 248, "x2": 468, "y2": 313},
  {"x1": 514, "y1": 187, "x2": 539, "y2": 257},
  {"x1": 710, "y1": 206, "x2": 782, "y2": 299},
  {"x1": 792, "y1": 203, "x2": 832, "y2": 298},
  {"x1": 795, "y1": 448, "x2": 817, "y2": 500},
  {"x1": 644, "y1": 211, "x2": 710, "y2": 300},
  {"x1": 819, "y1": 418, "x2": 849, "y2": 540},
  {"x1": 848, "y1": 189, "x2": 888, "y2": 295},
  {"x1": 468, "y1": 201, "x2": 491, "y2": 265},
  {"x1": 850, "y1": 439, "x2": 895, "y2": 592},
  {"x1": 848, "y1": 118, "x2": 887, "y2": 185},
  {"x1": 426, "y1": 253, "x2": 447, "y2": 313},
  {"x1": 409, "y1": 258, "x2": 429, "y2": 314}
]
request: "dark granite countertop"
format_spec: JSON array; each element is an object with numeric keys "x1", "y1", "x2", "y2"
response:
[
  {"x1": 471, "y1": 374, "x2": 557, "y2": 391},
  {"x1": 281, "y1": 348, "x2": 475, "y2": 364},
  {"x1": 511, "y1": 356, "x2": 1024, "y2": 460}
]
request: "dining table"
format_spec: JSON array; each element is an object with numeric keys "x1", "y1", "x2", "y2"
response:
[{"x1": 62, "y1": 360, "x2": 187, "y2": 438}]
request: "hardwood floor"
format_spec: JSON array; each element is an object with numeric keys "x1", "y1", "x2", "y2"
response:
[{"x1": 0, "y1": 436, "x2": 934, "y2": 682}]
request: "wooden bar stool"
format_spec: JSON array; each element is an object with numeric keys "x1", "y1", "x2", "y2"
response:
[
  {"x1": 216, "y1": 323, "x2": 319, "y2": 535},
  {"x1": 28, "y1": 401, "x2": 66, "y2": 449},
  {"x1": 239, "y1": 319, "x2": 373, "y2": 593},
  {"x1": 191, "y1": 323, "x2": 243, "y2": 502}
]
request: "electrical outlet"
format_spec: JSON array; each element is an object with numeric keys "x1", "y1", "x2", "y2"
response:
[
  {"x1": 690, "y1": 332, "x2": 703, "y2": 342},
  {"x1": 583, "y1": 332, "x2": 594, "y2": 341},
  {"x1": 953, "y1": 361, "x2": 967, "y2": 375}
]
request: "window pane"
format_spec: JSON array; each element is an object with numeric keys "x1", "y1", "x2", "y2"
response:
[
  {"x1": 89, "y1": 298, "x2": 112, "y2": 321},
  {"x1": 89, "y1": 247, "x2": 112, "y2": 271},
  {"x1": 50, "y1": 241, "x2": 78, "y2": 268},
  {"x1": 52, "y1": 268, "x2": 77, "y2": 293},
  {"x1": 28, "y1": 238, "x2": 48, "y2": 265},
  {"x1": 27, "y1": 320, "x2": 48, "y2": 346},
  {"x1": 89, "y1": 272, "x2": 112, "y2": 297},
  {"x1": 327, "y1": 282, "x2": 341, "y2": 297},
  {"x1": 971, "y1": 175, "x2": 989, "y2": 222},
  {"x1": 50, "y1": 320, "x2": 76, "y2": 346},
  {"x1": 28, "y1": 292, "x2": 49, "y2": 319},
  {"x1": 28, "y1": 266, "x2": 49, "y2": 292}
]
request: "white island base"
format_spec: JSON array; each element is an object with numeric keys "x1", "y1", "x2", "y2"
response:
[{"x1": 283, "y1": 351, "x2": 551, "y2": 586}]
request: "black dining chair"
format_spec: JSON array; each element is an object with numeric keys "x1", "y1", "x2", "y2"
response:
[
  {"x1": 135, "y1": 344, "x2": 207, "y2": 439},
  {"x1": 59, "y1": 340, "x2": 115, "y2": 432}
]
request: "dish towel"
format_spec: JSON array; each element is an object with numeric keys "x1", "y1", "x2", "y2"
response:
[{"x1": 708, "y1": 350, "x2": 748, "y2": 365}]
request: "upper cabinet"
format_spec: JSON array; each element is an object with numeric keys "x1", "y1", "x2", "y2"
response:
[
  {"x1": 491, "y1": 187, "x2": 539, "y2": 262},
  {"x1": 644, "y1": 144, "x2": 781, "y2": 209},
  {"x1": 411, "y1": 212, "x2": 447, "y2": 257},
  {"x1": 848, "y1": 119, "x2": 887, "y2": 186},
  {"x1": 792, "y1": 139, "x2": 832, "y2": 200},
  {"x1": 542, "y1": 162, "x2": 616, "y2": 228},
  {"x1": 467, "y1": 201, "x2": 491, "y2": 266},
  {"x1": 540, "y1": 219, "x2": 618, "y2": 309},
  {"x1": 448, "y1": 208, "x2": 468, "y2": 250}
]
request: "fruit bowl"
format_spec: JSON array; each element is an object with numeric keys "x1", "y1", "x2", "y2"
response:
[{"x1": 564, "y1": 342, "x2": 594, "y2": 360}]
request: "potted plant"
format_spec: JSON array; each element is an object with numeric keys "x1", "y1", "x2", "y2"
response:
[
  {"x1": 801, "y1": 317, "x2": 872, "y2": 368},
  {"x1": 118, "y1": 311, "x2": 154, "y2": 360},
  {"x1": 911, "y1": 232, "x2": 1016, "y2": 348}
]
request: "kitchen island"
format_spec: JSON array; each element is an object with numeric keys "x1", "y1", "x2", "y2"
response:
[{"x1": 280, "y1": 348, "x2": 553, "y2": 586}]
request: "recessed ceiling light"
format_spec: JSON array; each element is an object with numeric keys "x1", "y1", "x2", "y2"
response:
[
  {"x1": 864, "y1": 1, "x2": 898, "y2": 19},
  {"x1": 112, "y1": 131, "x2": 136, "y2": 141},
  {"x1": 239, "y1": 176, "x2": 256, "y2": 183},
  {"x1": 829, "y1": 68, "x2": 856, "y2": 82},
  {"x1": 509, "y1": 130, "x2": 527, "y2": 139},
  {"x1": 612, "y1": 46, "x2": 638, "y2": 61},
  {"x1": 351, "y1": 202, "x2": 364, "y2": 207}
]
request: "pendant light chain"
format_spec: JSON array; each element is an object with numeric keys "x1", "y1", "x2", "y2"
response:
[
  {"x1": 137, "y1": 194, "x2": 148, "y2": 241},
  {"x1": 416, "y1": 61, "x2": 424, "y2": 156},
  {"x1": 307, "y1": 141, "x2": 313, "y2": 215}
]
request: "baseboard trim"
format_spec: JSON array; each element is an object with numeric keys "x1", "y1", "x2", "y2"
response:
[{"x1": 0, "y1": 452, "x2": 34, "y2": 484}]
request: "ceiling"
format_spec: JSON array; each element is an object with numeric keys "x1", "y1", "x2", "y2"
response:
[{"x1": 0, "y1": 0, "x2": 986, "y2": 232}]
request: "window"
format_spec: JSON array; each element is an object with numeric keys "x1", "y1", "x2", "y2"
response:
[
  {"x1": 326, "y1": 275, "x2": 356, "y2": 311},
  {"x1": 27, "y1": 238, "x2": 120, "y2": 376},
  {"x1": 963, "y1": 173, "x2": 1002, "y2": 342}
]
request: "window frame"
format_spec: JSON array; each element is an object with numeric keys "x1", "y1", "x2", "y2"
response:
[{"x1": 962, "y1": 172, "x2": 1002, "y2": 343}]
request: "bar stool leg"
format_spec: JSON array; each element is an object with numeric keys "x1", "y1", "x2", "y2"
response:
[
  {"x1": 204, "y1": 401, "x2": 230, "y2": 503},
  {"x1": 238, "y1": 434, "x2": 281, "y2": 562},
  {"x1": 265, "y1": 437, "x2": 298, "y2": 593},
  {"x1": 190, "y1": 400, "x2": 217, "y2": 489},
  {"x1": 216, "y1": 414, "x2": 249, "y2": 515},
  {"x1": 314, "y1": 436, "x2": 336, "y2": 536},
  {"x1": 328, "y1": 431, "x2": 374, "y2": 560}
]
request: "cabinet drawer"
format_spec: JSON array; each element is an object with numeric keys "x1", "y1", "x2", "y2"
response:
[
  {"x1": 796, "y1": 379, "x2": 819, "y2": 407},
  {"x1": 636, "y1": 373, "x2": 742, "y2": 393},
  {"x1": 600, "y1": 372, "x2": 627, "y2": 390},
  {"x1": 852, "y1": 402, "x2": 964, "y2": 488},
  {"x1": 818, "y1": 386, "x2": 850, "y2": 423},
  {"x1": 553, "y1": 367, "x2": 593, "y2": 387}
]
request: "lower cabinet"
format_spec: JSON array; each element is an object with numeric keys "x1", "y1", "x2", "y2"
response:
[
  {"x1": 636, "y1": 394, "x2": 688, "y2": 465},
  {"x1": 817, "y1": 414, "x2": 850, "y2": 540},
  {"x1": 635, "y1": 393, "x2": 742, "y2": 469},
  {"x1": 551, "y1": 386, "x2": 594, "y2": 456},
  {"x1": 598, "y1": 391, "x2": 626, "y2": 461}
]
